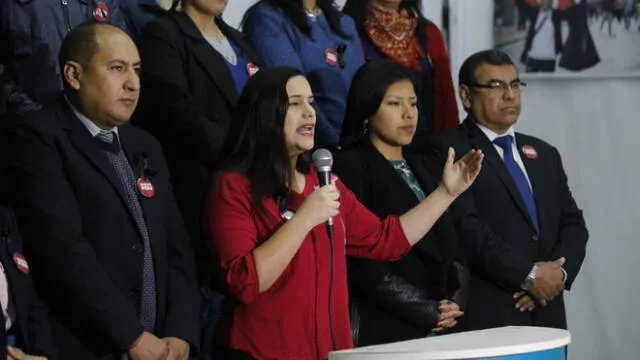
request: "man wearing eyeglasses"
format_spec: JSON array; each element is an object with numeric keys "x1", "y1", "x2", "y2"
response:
[{"x1": 425, "y1": 49, "x2": 588, "y2": 332}]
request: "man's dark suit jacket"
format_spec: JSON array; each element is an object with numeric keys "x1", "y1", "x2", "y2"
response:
[
  {"x1": 0, "y1": 205, "x2": 56, "y2": 359},
  {"x1": 3, "y1": 99, "x2": 200, "y2": 359},
  {"x1": 334, "y1": 141, "x2": 469, "y2": 346},
  {"x1": 426, "y1": 118, "x2": 588, "y2": 330}
]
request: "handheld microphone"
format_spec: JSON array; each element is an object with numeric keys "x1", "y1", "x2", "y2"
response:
[{"x1": 312, "y1": 148, "x2": 334, "y2": 239}]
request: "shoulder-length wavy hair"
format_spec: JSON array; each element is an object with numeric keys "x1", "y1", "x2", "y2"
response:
[
  {"x1": 217, "y1": 66, "x2": 311, "y2": 209},
  {"x1": 245, "y1": 0, "x2": 350, "y2": 39},
  {"x1": 340, "y1": 60, "x2": 418, "y2": 150}
]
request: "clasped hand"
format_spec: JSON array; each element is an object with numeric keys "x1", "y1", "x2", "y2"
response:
[
  {"x1": 432, "y1": 299, "x2": 464, "y2": 333},
  {"x1": 513, "y1": 257, "x2": 566, "y2": 311},
  {"x1": 128, "y1": 332, "x2": 189, "y2": 360}
]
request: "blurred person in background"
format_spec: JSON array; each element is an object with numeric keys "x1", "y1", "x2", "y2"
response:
[
  {"x1": 242, "y1": 0, "x2": 365, "y2": 151},
  {"x1": 342, "y1": 0, "x2": 459, "y2": 150},
  {"x1": 0, "y1": 0, "x2": 129, "y2": 118}
]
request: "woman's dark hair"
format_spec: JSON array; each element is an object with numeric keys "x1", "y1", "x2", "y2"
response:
[
  {"x1": 244, "y1": 0, "x2": 349, "y2": 39},
  {"x1": 342, "y1": 0, "x2": 430, "y2": 50},
  {"x1": 340, "y1": 60, "x2": 417, "y2": 149},
  {"x1": 217, "y1": 66, "x2": 311, "y2": 210}
]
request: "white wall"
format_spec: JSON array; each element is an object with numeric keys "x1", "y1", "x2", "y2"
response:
[{"x1": 515, "y1": 77, "x2": 640, "y2": 360}]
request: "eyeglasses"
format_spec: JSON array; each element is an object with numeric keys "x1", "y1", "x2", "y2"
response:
[{"x1": 466, "y1": 80, "x2": 527, "y2": 93}]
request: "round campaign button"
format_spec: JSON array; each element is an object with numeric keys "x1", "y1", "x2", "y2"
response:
[
  {"x1": 325, "y1": 49, "x2": 338, "y2": 67},
  {"x1": 522, "y1": 145, "x2": 538, "y2": 159},
  {"x1": 13, "y1": 253, "x2": 29, "y2": 274},
  {"x1": 137, "y1": 178, "x2": 155, "y2": 198},
  {"x1": 93, "y1": 2, "x2": 110, "y2": 22},
  {"x1": 246, "y1": 63, "x2": 259, "y2": 77}
]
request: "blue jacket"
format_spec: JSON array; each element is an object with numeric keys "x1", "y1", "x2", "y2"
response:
[
  {"x1": 121, "y1": 0, "x2": 166, "y2": 41},
  {"x1": 0, "y1": 0, "x2": 129, "y2": 116},
  {"x1": 243, "y1": 4, "x2": 365, "y2": 149}
]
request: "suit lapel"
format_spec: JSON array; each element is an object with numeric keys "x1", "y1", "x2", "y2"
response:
[
  {"x1": 58, "y1": 102, "x2": 135, "y2": 219},
  {"x1": 463, "y1": 119, "x2": 537, "y2": 232},
  {"x1": 516, "y1": 134, "x2": 546, "y2": 233},
  {"x1": 171, "y1": 12, "x2": 238, "y2": 106},
  {"x1": 119, "y1": 125, "x2": 164, "y2": 261}
]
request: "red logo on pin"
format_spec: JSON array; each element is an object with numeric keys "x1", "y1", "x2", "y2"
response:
[
  {"x1": 13, "y1": 253, "x2": 29, "y2": 274},
  {"x1": 522, "y1": 145, "x2": 538, "y2": 159},
  {"x1": 137, "y1": 178, "x2": 155, "y2": 198},
  {"x1": 246, "y1": 63, "x2": 259, "y2": 77},
  {"x1": 93, "y1": 2, "x2": 109, "y2": 22},
  {"x1": 325, "y1": 49, "x2": 338, "y2": 67}
]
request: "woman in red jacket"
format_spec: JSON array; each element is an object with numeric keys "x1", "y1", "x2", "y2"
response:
[
  {"x1": 342, "y1": 0, "x2": 459, "y2": 151},
  {"x1": 204, "y1": 66, "x2": 483, "y2": 360}
]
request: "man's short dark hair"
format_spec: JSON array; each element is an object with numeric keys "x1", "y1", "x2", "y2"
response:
[
  {"x1": 458, "y1": 49, "x2": 515, "y2": 86},
  {"x1": 58, "y1": 22, "x2": 110, "y2": 87}
]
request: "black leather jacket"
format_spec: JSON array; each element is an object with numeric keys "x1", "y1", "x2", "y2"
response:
[{"x1": 349, "y1": 259, "x2": 470, "y2": 347}]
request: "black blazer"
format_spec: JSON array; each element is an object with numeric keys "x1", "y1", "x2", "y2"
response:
[
  {"x1": 135, "y1": 11, "x2": 260, "y2": 279},
  {"x1": 3, "y1": 99, "x2": 200, "y2": 359},
  {"x1": 426, "y1": 118, "x2": 588, "y2": 331},
  {"x1": 333, "y1": 141, "x2": 469, "y2": 347},
  {"x1": 0, "y1": 206, "x2": 56, "y2": 359},
  {"x1": 521, "y1": 8, "x2": 563, "y2": 63}
]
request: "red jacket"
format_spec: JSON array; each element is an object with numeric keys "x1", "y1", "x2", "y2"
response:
[
  {"x1": 205, "y1": 169, "x2": 411, "y2": 360},
  {"x1": 422, "y1": 23, "x2": 459, "y2": 134}
]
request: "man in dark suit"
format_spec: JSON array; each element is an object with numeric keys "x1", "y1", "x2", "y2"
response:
[
  {"x1": 1, "y1": 205, "x2": 56, "y2": 360},
  {"x1": 426, "y1": 49, "x2": 588, "y2": 331},
  {"x1": 3, "y1": 22, "x2": 199, "y2": 359}
]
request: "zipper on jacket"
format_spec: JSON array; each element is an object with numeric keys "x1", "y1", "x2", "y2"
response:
[{"x1": 61, "y1": 0, "x2": 72, "y2": 32}]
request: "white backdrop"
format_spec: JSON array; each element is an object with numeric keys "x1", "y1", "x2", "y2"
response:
[{"x1": 224, "y1": 1, "x2": 640, "y2": 359}]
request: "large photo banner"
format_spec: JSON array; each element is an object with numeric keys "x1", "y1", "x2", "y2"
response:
[{"x1": 494, "y1": 0, "x2": 640, "y2": 75}]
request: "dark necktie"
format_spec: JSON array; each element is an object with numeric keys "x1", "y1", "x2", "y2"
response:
[
  {"x1": 493, "y1": 135, "x2": 539, "y2": 232},
  {"x1": 95, "y1": 130, "x2": 157, "y2": 331}
]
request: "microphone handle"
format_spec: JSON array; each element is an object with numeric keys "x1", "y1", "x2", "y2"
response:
[{"x1": 318, "y1": 170, "x2": 335, "y2": 228}]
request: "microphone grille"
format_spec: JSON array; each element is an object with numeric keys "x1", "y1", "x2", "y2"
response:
[{"x1": 312, "y1": 148, "x2": 333, "y2": 171}]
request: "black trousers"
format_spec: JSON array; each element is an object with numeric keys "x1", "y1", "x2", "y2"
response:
[{"x1": 526, "y1": 58, "x2": 557, "y2": 73}]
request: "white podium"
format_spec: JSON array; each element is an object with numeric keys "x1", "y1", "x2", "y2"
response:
[{"x1": 329, "y1": 326, "x2": 570, "y2": 360}]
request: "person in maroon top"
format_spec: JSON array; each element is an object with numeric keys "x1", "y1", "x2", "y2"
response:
[
  {"x1": 342, "y1": 0, "x2": 460, "y2": 150},
  {"x1": 204, "y1": 66, "x2": 484, "y2": 360}
]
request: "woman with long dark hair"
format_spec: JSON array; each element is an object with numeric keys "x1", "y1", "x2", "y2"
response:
[
  {"x1": 204, "y1": 66, "x2": 483, "y2": 359},
  {"x1": 342, "y1": 0, "x2": 459, "y2": 150},
  {"x1": 335, "y1": 60, "x2": 468, "y2": 346},
  {"x1": 242, "y1": 0, "x2": 365, "y2": 151}
]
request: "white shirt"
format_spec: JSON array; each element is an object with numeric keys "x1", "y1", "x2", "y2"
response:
[
  {"x1": 66, "y1": 97, "x2": 119, "y2": 138},
  {"x1": 1, "y1": 261, "x2": 16, "y2": 330},
  {"x1": 527, "y1": 9, "x2": 557, "y2": 61},
  {"x1": 475, "y1": 122, "x2": 533, "y2": 191}
]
